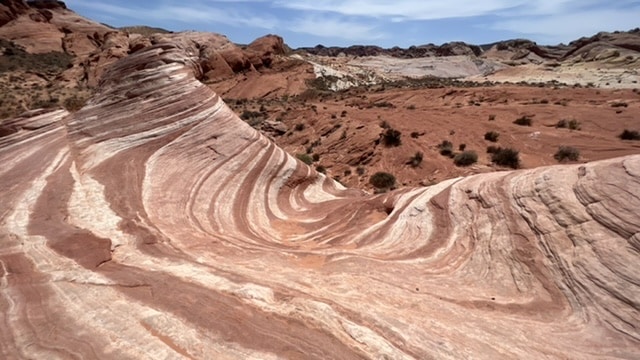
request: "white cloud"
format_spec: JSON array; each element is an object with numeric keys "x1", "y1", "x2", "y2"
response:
[
  {"x1": 492, "y1": 8, "x2": 640, "y2": 44},
  {"x1": 273, "y1": 0, "x2": 640, "y2": 23},
  {"x1": 68, "y1": 1, "x2": 277, "y2": 29},
  {"x1": 272, "y1": 0, "x2": 561, "y2": 20},
  {"x1": 66, "y1": 1, "x2": 134, "y2": 18},
  {"x1": 65, "y1": 0, "x2": 640, "y2": 46},
  {"x1": 288, "y1": 16, "x2": 386, "y2": 41},
  {"x1": 152, "y1": 6, "x2": 278, "y2": 29}
]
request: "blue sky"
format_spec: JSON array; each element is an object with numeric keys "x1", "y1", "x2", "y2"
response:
[{"x1": 65, "y1": 0, "x2": 640, "y2": 47}]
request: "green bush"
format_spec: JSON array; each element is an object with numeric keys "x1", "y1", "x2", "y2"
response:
[
  {"x1": 484, "y1": 131, "x2": 499, "y2": 142},
  {"x1": 554, "y1": 146, "x2": 580, "y2": 162},
  {"x1": 296, "y1": 153, "x2": 313, "y2": 165},
  {"x1": 619, "y1": 129, "x2": 640, "y2": 140},
  {"x1": 513, "y1": 116, "x2": 533, "y2": 126},
  {"x1": 454, "y1": 150, "x2": 478, "y2": 166},
  {"x1": 491, "y1": 147, "x2": 520, "y2": 168},
  {"x1": 369, "y1": 172, "x2": 396, "y2": 189}
]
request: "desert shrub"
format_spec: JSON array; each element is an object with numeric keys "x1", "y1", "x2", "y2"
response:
[
  {"x1": 294, "y1": 123, "x2": 305, "y2": 131},
  {"x1": 312, "y1": 153, "x2": 320, "y2": 162},
  {"x1": 373, "y1": 101, "x2": 395, "y2": 108},
  {"x1": 619, "y1": 129, "x2": 640, "y2": 140},
  {"x1": 344, "y1": 169, "x2": 352, "y2": 176},
  {"x1": 486, "y1": 145, "x2": 500, "y2": 153},
  {"x1": 356, "y1": 166, "x2": 366, "y2": 175},
  {"x1": 33, "y1": 97, "x2": 58, "y2": 109},
  {"x1": 491, "y1": 147, "x2": 520, "y2": 168},
  {"x1": 458, "y1": 143, "x2": 466, "y2": 151},
  {"x1": 0, "y1": 39, "x2": 73, "y2": 74},
  {"x1": 381, "y1": 128, "x2": 402, "y2": 147},
  {"x1": 439, "y1": 140, "x2": 452, "y2": 148},
  {"x1": 554, "y1": 146, "x2": 580, "y2": 162},
  {"x1": 454, "y1": 150, "x2": 478, "y2": 166},
  {"x1": 407, "y1": 151, "x2": 423, "y2": 167},
  {"x1": 241, "y1": 110, "x2": 262, "y2": 120},
  {"x1": 406, "y1": 104, "x2": 416, "y2": 110},
  {"x1": 568, "y1": 120, "x2": 581, "y2": 130},
  {"x1": 513, "y1": 116, "x2": 533, "y2": 126},
  {"x1": 488, "y1": 114, "x2": 496, "y2": 121},
  {"x1": 341, "y1": 110, "x2": 348, "y2": 117},
  {"x1": 315, "y1": 165, "x2": 326, "y2": 174},
  {"x1": 484, "y1": 131, "x2": 500, "y2": 142},
  {"x1": 556, "y1": 119, "x2": 581, "y2": 130},
  {"x1": 410, "y1": 131, "x2": 422, "y2": 138},
  {"x1": 240, "y1": 110, "x2": 266, "y2": 127},
  {"x1": 611, "y1": 102, "x2": 628, "y2": 108},
  {"x1": 63, "y1": 96, "x2": 87, "y2": 112},
  {"x1": 369, "y1": 172, "x2": 396, "y2": 189},
  {"x1": 296, "y1": 153, "x2": 313, "y2": 165},
  {"x1": 438, "y1": 140, "x2": 453, "y2": 157}
]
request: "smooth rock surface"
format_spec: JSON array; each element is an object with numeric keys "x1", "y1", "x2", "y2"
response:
[{"x1": 1, "y1": 43, "x2": 639, "y2": 359}]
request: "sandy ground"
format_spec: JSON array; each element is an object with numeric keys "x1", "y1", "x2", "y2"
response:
[{"x1": 230, "y1": 84, "x2": 640, "y2": 190}]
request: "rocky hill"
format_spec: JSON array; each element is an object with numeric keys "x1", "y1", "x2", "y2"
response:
[
  {"x1": 299, "y1": 28, "x2": 640, "y2": 65},
  {"x1": 0, "y1": 0, "x2": 290, "y2": 119}
]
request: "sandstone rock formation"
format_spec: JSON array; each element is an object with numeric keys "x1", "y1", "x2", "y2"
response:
[
  {"x1": 1, "y1": 41, "x2": 639, "y2": 359},
  {"x1": 0, "y1": 0, "x2": 29, "y2": 27},
  {"x1": 0, "y1": 1, "x2": 298, "y2": 119},
  {"x1": 244, "y1": 34, "x2": 287, "y2": 69}
]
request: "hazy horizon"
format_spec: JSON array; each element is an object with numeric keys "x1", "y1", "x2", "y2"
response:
[{"x1": 64, "y1": 0, "x2": 640, "y2": 48}]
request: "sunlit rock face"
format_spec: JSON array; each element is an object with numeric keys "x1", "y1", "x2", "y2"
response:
[{"x1": 1, "y1": 43, "x2": 639, "y2": 360}]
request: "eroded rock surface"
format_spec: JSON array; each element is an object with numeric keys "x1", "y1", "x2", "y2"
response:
[{"x1": 1, "y1": 43, "x2": 639, "y2": 359}]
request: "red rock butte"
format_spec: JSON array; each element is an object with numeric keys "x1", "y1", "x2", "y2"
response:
[{"x1": 1, "y1": 42, "x2": 639, "y2": 359}]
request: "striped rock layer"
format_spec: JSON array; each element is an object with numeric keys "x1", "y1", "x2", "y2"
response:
[{"x1": 1, "y1": 43, "x2": 639, "y2": 359}]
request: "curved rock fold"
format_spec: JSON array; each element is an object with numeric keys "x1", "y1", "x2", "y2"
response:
[{"x1": 0, "y1": 43, "x2": 639, "y2": 359}]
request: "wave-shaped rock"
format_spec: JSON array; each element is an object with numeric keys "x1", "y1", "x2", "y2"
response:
[{"x1": 1, "y1": 42, "x2": 639, "y2": 359}]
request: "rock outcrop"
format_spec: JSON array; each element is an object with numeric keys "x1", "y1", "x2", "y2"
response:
[
  {"x1": 0, "y1": 0, "x2": 29, "y2": 26},
  {"x1": 299, "y1": 42, "x2": 483, "y2": 58},
  {"x1": 1, "y1": 42, "x2": 639, "y2": 359},
  {"x1": 564, "y1": 29, "x2": 640, "y2": 64},
  {"x1": 244, "y1": 34, "x2": 287, "y2": 69}
]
